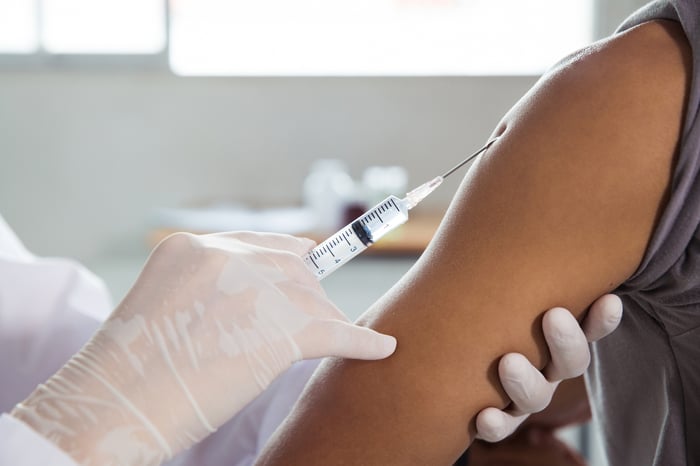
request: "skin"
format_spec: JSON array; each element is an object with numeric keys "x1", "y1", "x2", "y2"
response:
[
  {"x1": 255, "y1": 19, "x2": 691, "y2": 466},
  {"x1": 475, "y1": 295, "x2": 622, "y2": 443},
  {"x1": 526, "y1": 377, "x2": 591, "y2": 430},
  {"x1": 469, "y1": 377, "x2": 591, "y2": 465}
]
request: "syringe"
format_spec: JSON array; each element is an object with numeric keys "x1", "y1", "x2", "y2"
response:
[{"x1": 303, "y1": 137, "x2": 498, "y2": 280}]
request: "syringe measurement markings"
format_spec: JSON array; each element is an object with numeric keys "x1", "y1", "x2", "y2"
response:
[
  {"x1": 314, "y1": 246, "x2": 327, "y2": 259},
  {"x1": 389, "y1": 198, "x2": 400, "y2": 212},
  {"x1": 362, "y1": 211, "x2": 383, "y2": 224},
  {"x1": 376, "y1": 204, "x2": 391, "y2": 221}
]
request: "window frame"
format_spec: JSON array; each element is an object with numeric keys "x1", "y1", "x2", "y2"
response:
[
  {"x1": 0, "y1": 0, "x2": 170, "y2": 71},
  {"x1": 0, "y1": 0, "x2": 635, "y2": 76}
]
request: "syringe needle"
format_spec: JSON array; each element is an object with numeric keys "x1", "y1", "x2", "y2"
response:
[
  {"x1": 403, "y1": 137, "x2": 499, "y2": 210},
  {"x1": 304, "y1": 137, "x2": 500, "y2": 279},
  {"x1": 441, "y1": 137, "x2": 499, "y2": 180}
]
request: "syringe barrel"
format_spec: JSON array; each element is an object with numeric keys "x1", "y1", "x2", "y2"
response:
[{"x1": 303, "y1": 195, "x2": 409, "y2": 280}]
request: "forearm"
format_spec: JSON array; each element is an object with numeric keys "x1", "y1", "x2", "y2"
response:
[{"x1": 255, "y1": 229, "x2": 613, "y2": 464}]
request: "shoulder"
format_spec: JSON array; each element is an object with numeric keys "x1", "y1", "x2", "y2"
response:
[
  {"x1": 468, "y1": 21, "x2": 693, "y2": 298},
  {"x1": 493, "y1": 20, "x2": 691, "y2": 181},
  {"x1": 541, "y1": 19, "x2": 691, "y2": 121},
  {"x1": 553, "y1": 20, "x2": 690, "y2": 83}
]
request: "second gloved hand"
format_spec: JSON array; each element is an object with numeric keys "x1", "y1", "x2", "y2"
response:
[
  {"x1": 475, "y1": 294, "x2": 623, "y2": 442},
  {"x1": 11, "y1": 232, "x2": 396, "y2": 466}
]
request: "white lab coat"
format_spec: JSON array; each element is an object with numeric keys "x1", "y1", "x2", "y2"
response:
[{"x1": 0, "y1": 215, "x2": 316, "y2": 466}]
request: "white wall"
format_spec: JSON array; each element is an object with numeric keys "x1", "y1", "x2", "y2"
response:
[
  {"x1": 0, "y1": 0, "x2": 649, "y2": 264},
  {"x1": 0, "y1": 73, "x2": 536, "y2": 262}
]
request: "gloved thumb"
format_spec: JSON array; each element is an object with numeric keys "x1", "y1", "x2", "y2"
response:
[
  {"x1": 302, "y1": 321, "x2": 397, "y2": 361},
  {"x1": 583, "y1": 294, "x2": 623, "y2": 342}
]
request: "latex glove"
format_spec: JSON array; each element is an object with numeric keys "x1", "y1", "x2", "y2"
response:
[
  {"x1": 11, "y1": 231, "x2": 397, "y2": 466},
  {"x1": 475, "y1": 294, "x2": 623, "y2": 442}
]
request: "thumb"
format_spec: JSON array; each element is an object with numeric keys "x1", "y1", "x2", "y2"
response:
[{"x1": 303, "y1": 321, "x2": 397, "y2": 360}]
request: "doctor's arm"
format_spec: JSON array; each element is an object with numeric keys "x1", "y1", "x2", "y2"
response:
[
  {"x1": 9, "y1": 232, "x2": 399, "y2": 466},
  {"x1": 255, "y1": 19, "x2": 690, "y2": 465}
]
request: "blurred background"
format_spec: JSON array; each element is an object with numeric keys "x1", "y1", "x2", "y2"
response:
[{"x1": 0, "y1": 1, "x2": 649, "y2": 464}]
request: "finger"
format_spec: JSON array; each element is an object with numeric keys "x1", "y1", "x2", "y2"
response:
[
  {"x1": 211, "y1": 231, "x2": 317, "y2": 256},
  {"x1": 582, "y1": 294, "x2": 623, "y2": 342},
  {"x1": 303, "y1": 320, "x2": 397, "y2": 360},
  {"x1": 541, "y1": 307, "x2": 590, "y2": 381},
  {"x1": 235, "y1": 235, "x2": 322, "y2": 286},
  {"x1": 277, "y1": 280, "x2": 351, "y2": 322},
  {"x1": 499, "y1": 353, "x2": 556, "y2": 415},
  {"x1": 261, "y1": 249, "x2": 323, "y2": 289},
  {"x1": 222, "y1": 237, "x2": 321, "y2": 289},
  {"x1": 475, "y1": 407, "x2": 528, "y2": 442}
]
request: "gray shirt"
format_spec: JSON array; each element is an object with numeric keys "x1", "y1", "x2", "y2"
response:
[{"x1": 588, "y1": 1, "x2": 700, "y2": 465}]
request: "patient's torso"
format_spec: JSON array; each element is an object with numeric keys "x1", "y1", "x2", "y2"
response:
[{"x1": 588, "y1": 1, "x2": 700, "y2": 465}]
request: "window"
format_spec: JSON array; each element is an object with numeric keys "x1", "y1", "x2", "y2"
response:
[
  {"x1": 42, "y1": 0, "x2": 165, "y2": 54},
  {"x1": 1, "y1": 0, "x2": 594, "y2": 75},
  {"x1": 0, "y1": 0, "x2": 38, "y2": 53},
  {"x1": 170, "y1": 0, "x2": 593, "y2": 76},
  {"x1": 0, "y1": 0, "x2": 165, "y2": 55}
]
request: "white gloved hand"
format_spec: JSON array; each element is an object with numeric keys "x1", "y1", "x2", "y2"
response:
[
  {"x1": 11, "y1": 231, "x2": 397, "y2": 465},
  {"x1": 475, "y1": 294, "x2": 623, "y2": 442}
]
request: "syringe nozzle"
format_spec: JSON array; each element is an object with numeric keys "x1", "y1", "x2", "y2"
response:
[{"x1": 403, "y1": 176, "x2": 443, "y2": 210}]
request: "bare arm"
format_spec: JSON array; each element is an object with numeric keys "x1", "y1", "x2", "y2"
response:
[
  {"x1": 257, "y1": 20, "x2": 691, "y2": 465},
  {"x1": 525, "y1": 376, "x2": 591, "y2": 430}
]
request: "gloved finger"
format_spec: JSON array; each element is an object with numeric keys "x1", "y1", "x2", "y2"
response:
[
  {"x1": 582, "y1": 294, "x2": 623, "y2": 342},
  {"x1": 301, "y1": 320, "x2": 397, "y2": 360},
  {"x1": 499, "y1": 353, "x2": 556, "y2": 415},
  {"x1": 475, "y1": 407, "x2": 528, "y2": 442},
  {"x1": 276, "y1": 280, "x2": 351, "y2": 322},
  {"x1": 261, "y1": 250, "x2": 324, "y2": 289},
  {"x1": 542, "y1": 307, "x2": 590, "y2": 381},
  {"x1": 211, "y1": 231, "x2": 317, "y2": 256},
  {"x1": 215, "y1": 237, "x2": 321, "y2": 290}
]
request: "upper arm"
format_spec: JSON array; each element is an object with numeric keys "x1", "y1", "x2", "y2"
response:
[{"x1": 256, "y1": 20, "x2": 691, "y2": 465}]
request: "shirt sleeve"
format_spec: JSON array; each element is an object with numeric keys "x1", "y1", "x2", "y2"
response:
[
  {"x1": 0, "y1": 414, "x2": 77, "y2": 466},
  {"x1": 0, "y1": 217, "x2": 113, "y2": 412}
]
